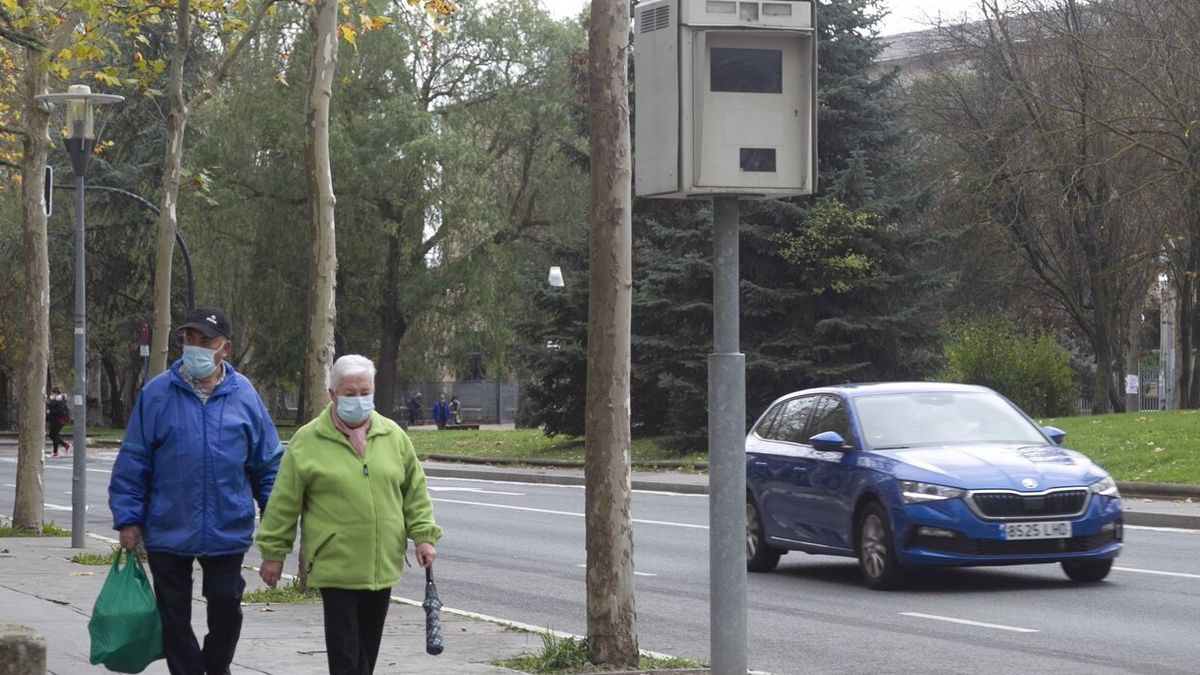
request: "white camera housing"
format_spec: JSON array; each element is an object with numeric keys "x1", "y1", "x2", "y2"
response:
[{"x1": 634, "y1": 0, "x2": 817, "y2": 199}]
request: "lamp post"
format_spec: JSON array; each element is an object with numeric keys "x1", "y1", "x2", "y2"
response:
[{"x1": 36, "y1": 84, "x2": 123, "y2": 548}]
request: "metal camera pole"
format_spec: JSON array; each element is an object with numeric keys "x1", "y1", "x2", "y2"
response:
[{"x1": 709, "y1": 195, "x2": 747, "y2": 674}]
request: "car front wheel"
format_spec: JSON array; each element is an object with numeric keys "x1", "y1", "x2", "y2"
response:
[
  {"x1": 746, "y1": 499, "x2": 782, "y2": 573},
  {"x1": 1061, "y1": 558, "x2": 1113, "y2": 583},
  {"x1": 858, "y1": 502, "x2": 904, "y2": 590}
]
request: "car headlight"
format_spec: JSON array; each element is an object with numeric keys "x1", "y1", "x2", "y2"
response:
[
  {"x1": 900, "y1": 481, "x2": 966, "y2": 504},
  {"x1": 1090, "y1": 476, "x2": 1120, "y2": 498}
]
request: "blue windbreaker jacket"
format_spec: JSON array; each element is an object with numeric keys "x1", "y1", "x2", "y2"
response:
[{"x1": 108, "y1": 360, "x2": 283, "y2": 556}]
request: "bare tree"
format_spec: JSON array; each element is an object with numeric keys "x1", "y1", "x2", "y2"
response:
[
  {"x1": 300, "y1": 0, "x2": 339, "y2": 422},
  {"x1": 584, "y1": 0, "x2": 637, "y2": 666},
  {"x1": 913, "y1": 0, "x2": 1160, "y2": 411}
]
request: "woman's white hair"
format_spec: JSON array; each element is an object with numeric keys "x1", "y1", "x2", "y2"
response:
[{"x1": 327, "y1": 354, "x2": 377, "y2": 390}]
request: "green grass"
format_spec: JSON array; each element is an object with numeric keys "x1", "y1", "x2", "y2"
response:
[
  {"x1": 70, "y1": 547, "x2": 145, "y2": 566},
  {"x1": 0, "y1": 521, "x2": 70, "y2": 537},
  {"x1": 1040, "y1": 410, "x2": 1200, "y2": 484},
  {"x1": 408, "y1": 429, "x2": 707, "y2": 468},
  {"x1": 495, "y1": 632, "x2": 702, "y2": 673},
  {"x1": 241, "y1": 580, "x2": 321, "y2": 604}
]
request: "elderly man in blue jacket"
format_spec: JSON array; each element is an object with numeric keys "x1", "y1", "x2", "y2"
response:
[{"x1": 109, "y1": 306, "x2": 282, "y2": 675}]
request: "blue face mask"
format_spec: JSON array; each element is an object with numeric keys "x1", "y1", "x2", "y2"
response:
[
  {"x1": 182, "y1": 345, "x2": 220, "y2": 378},
  {"x1": 337, "y1": 394, "x2": 375, "y2": 425}
]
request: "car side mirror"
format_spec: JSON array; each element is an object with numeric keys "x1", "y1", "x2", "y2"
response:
[
  {"x1": 810, "y1": 431, "x2": 848, "y2": 452},
  {"x1": 1042, "y1": 425, "x2": 1067, "y2": 445}
]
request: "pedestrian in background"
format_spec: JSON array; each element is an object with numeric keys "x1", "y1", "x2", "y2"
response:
[
  {"x1": 109, "y1": 306, "x2": 283, "y2": 675},
  {"x1": 449, "y1": 395, "x2": 461, "y2": 425},
  {"x1": 45, "y1": 386, "x2": 71, "y2": 458},
  {"x1": 407, "y1": 391, "x2": 423, "y2": 426},
  {"x1": 257, "y1": 354, "x2": 442, "y2": 675},
  {"x1": 432, "y1": 394, "x2": 450, "y2": 430}
]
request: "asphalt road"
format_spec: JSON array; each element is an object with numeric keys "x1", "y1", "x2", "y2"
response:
[{"x1": 3, "y1": 449, "x2": 1199, "y2": 674}]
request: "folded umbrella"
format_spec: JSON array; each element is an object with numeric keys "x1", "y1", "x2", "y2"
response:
[{"x1": 423, "y1": 566, "x2": 444, "y2": 656}]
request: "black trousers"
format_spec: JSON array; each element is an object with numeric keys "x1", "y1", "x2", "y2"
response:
[
  {"x1": 47, "y1": 420, "x2": 67, "y2": 451},
  {"x1": 146, "y1": 551, "x2": 245, "y2": 675},
  {"x1": 320, "y1": 588, "x2": 392, "y2": 675}
]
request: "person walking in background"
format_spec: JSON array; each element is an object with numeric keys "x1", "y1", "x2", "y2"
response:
[
  {"x1": 407, "y1": 391, "x2": 423, "y2": 426},
  {"x1": 45, "y1": 386, "x2": 71, "y2": 458},
  {"x1": 109, "y1": 306, "x2": 283, "y2": 675},
  {"x1": 449, "y1": 395, "x2": 461, "y2": 425},
  {"x1": 257, "y1": 354, "x2": 442, "y2": 675},
  {"x1": 432, "y1": 394, "x2": 450, "y2": 430}
]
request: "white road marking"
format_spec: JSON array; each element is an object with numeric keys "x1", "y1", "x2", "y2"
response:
[
  {"x1": 2, "y1": 484, "x2": 14, "y2": 488},
  {"x1": 901, "y1": 612, "x2": 1038, "y2": 633},
  {"x1": 427, "y1": 475, "x2": 705, "y2": 497},
  {"x1": 427, "y1": 486, "x2": 526, "y2": 496},
  {"x1": 44, "y1": 503, "x2": 72, "y2": 511},
  {"x1": 1126, "y1": 525, "x2": 1200, "y2": 534},
  {"x1": 432, "y1": 498, "x2": 708, "y2": 530},
  {"x1": 1114, "y1": 566, "x2": 1200, "y2": 580},
  {"x1": 574, "y1": 563, "x2": 655, "y2": 577}
]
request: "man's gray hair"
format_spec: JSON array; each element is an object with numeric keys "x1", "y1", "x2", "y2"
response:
[{"x1": 327, "y1": 354, "x2": 377, "y2": 390}]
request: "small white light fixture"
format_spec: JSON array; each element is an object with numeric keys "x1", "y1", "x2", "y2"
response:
[{"x1": 548, "y1": 266, "x2": 565, "y2": 287}]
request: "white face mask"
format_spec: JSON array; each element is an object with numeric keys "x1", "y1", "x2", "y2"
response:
[
  {"x1": 337, "y1": 394, "x2": 375, "y2": 425},
  {"x1": 182, "y1": 345, "x2": 219, "y2": 378}
]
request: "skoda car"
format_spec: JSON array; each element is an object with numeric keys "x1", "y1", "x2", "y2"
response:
[{"x1": 745, "y1": 382, "x2": 1123, "y2": 589}]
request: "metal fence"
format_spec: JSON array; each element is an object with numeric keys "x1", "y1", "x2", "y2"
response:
[{"x1": 1075, "y1": 371, "x2": 1165, "y2": 415}]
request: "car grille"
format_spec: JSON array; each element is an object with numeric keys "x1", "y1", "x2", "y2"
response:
[
  {"x1": 908, "y1": 529, "x2": 1119, "y2": 556},
  {"x1": 968, "y1": 489, "x2": 1089, "y2": 519}
]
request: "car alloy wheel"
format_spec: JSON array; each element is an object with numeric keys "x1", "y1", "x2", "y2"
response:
[
  {"x1": 857, "y1": 502, "x2": 903, "y2": 590},
  {"x1": 1061, "y1": 557, "x2": 1113, "y2": 583},
  {"x1": 746, "y1": 498, "x2": 782, "y2": 573}
]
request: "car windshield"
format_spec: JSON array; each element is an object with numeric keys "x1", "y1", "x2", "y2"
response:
[{"x1": 853, "y1": 391, "x2": 1047, "y2": 449}]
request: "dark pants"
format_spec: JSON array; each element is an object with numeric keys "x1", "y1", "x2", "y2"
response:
[
  {"x1": 320, "y1": 588, "x2": 392, "y2": 675},
  {"x1": 147, "y1": 551, "x2": 246, "y2": 675},
  {"x1": 47, "y1": 420, "x2": 67, "y2": 452}
]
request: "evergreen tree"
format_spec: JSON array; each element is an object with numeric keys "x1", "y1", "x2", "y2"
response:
[{"x1": 519, "y1": 0, "x2": 950, "y2": 447}]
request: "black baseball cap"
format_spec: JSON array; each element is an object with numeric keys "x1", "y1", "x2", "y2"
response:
[{"x1": 178, "y1": 306, "x2": 231, "y2": 339}]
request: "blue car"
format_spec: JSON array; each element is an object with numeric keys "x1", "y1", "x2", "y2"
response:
[{"x1": 745, "y1": 382, "x2": 1123, "y2": 589}]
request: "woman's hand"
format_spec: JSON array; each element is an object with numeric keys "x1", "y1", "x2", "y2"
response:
[
  {"x1": 259, "y1": 560, "x2": 284, "y2": 588},
  {"x1": 415, "y1": 542, "x2": 437, "y2": 568}
]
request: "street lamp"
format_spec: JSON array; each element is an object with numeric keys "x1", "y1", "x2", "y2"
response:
[{"x1": 36, "y1": 84, "x2": 123, "y2": 548}]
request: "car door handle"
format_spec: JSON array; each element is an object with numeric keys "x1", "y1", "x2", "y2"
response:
[{"x1": 751, "y1": 461, "x2": 771, "y2": 477}]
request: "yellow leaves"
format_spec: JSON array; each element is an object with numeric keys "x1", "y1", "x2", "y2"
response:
[
  {"x1": 274, "y1": 73, "x2": 289, "y2": 87},
  {"x1": 339, "y1": 24, "x2": 357, "y2": 46},
  {"x1": 94, "y1": 68, "x2": 121, "y2": 87},
  {"x1": 1153, "y1": 447, "x2": 1164, "y2": 453}
]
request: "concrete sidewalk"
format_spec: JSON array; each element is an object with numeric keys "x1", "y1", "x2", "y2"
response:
[{"x1": 0, "y1": 535, "x2": 538, "y2": 674}]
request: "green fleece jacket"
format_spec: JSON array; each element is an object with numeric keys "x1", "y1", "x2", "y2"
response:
[{"x1": 255, "y1": 406, "x2": 442, "y2": 590}]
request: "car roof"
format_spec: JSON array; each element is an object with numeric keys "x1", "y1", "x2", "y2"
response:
[{"x1": 767, "y1": 382, "x2": 994, "y2": 405}]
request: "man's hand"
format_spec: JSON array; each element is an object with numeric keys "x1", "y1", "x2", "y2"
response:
[
  {"x1": 118, "y1": 525, "x2": 142, "y2": 550},
  {"x1": 415, "y1": 542, "x2": 437, "y2": 568},
  {"x1": 259, "y1": 560, "x2": 284, "y2": 588}
]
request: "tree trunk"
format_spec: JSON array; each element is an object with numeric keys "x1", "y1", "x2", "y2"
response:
[
  {"x1": 376, "y1": 233, "x2": 407, "y2": 419},
  {"x1": 300, "y1": 0, "x2": 338, "y2": 423},
  {"x1": 149, "y1": 0, "x2": 192, "y2": 378},
  {"x1": 14, "y1": 49, "x2": 51, "y2": 532},
  {"x1": 584, "y1": 0, "x2": 637, "y2": 666},
  {"x1": 101, "y1": 354, "x2": 125, "y2": 427}
]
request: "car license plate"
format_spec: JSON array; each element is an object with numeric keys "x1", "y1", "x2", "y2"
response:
[{"x1": 1002, "y1": 521, "x2": 1071, "y2": 540}]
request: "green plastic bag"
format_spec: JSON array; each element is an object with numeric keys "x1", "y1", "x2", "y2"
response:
[{"x1": 88, "y1": 549, "x2": 164, "y2": 673}]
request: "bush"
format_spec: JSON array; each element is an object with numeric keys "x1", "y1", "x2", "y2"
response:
[{"x1": 942, "y1": 319, "x2": 1075, "y2": 417}]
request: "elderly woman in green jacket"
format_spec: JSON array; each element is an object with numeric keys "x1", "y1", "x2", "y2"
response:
[{"x1": 256, "y1": 354, "x2": 442, "y2": 675}]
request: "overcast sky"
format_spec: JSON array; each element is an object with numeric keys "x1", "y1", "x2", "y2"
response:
[{"x1": 538, "y1": 0, "x2": 988, "y2": 35}]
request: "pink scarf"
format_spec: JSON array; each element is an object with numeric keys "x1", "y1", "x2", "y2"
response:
[{"x1": 331, "y1": 408, "x2": 372, "y2": 456}]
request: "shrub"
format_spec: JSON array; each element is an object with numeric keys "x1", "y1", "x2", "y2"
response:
[{"x1": 942, "y1": 318, "x2": 1075, "y2": 417}]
